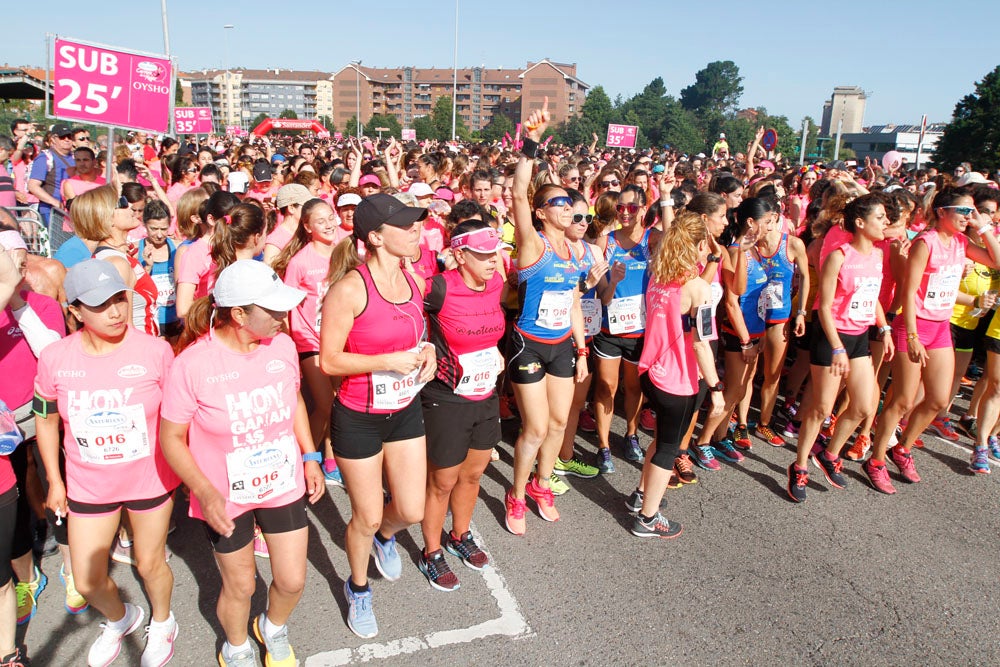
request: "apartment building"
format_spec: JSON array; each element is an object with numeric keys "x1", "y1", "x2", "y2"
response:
[{"x1": 187, "y1": 68, "x2": 334, "y2": 129}]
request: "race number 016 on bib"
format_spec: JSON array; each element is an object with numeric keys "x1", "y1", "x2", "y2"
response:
[
  {"x1": 925, "y1": 265, "x2": 962, "y2": 312},
  {"x1": 537, "y1": 290, "x2": 573, "y2": 330},
  {"x1": 455, "y1": 347, "x2": 504, "y2": 398},
  {"x1": 371, "y1": 344, "x2": 428, "y2": 410},
  {"x1": 226, "y1": 435, "x2": 297, "y2": 504},
  {"x1": 70, "y1": 404, "x2": 150, "y2": 465},
  {"x1": 581, "y1": 297, "x2": 601, "y2": 337},
  {"x1": 608, "y1": 294, "x2": 645, "y2": 335}
]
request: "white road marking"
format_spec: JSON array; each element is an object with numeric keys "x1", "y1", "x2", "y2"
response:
[
  {"x1": 934, "y1": 436, "x2": 1000, "y2": 468},
  {"x1": 304, "y1": 523, "x2": 532, "y2": 666}
]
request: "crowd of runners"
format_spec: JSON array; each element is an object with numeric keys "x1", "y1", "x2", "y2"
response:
[{"x1": 1, "y1": 98, "x2": 999, "y2": 666}]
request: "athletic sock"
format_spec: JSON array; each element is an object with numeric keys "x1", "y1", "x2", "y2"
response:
[{"x1": 348, "y1": 579, "x2": 369, "y2": 594}]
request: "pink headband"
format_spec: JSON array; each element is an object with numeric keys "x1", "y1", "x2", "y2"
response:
[
  {"x1": 451, "y1": 227, "x2": 501, "y2": 253},
  {"x1": 223, "y1": 215, "x2": 233, "y2": 225},
  {"x1": 0, "y1": 230, "x2": 27, "y2": 252}
]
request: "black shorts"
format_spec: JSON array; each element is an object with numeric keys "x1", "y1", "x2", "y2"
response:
[
  {"x1": 298, "y1": 350, "x2": 319, "y2": 361},
  {"x1": 202, "y1": 496, "x2": 307, "y2": 554},
  {"x1": 951, "y1": 318, "x2": 991, "y2": 353},
  {"x1": 721, "y1": 330, "x2": 761, "y2": 353},
  {"x1": 639, "y1": 373, "x2": 698, "y2": 470},
  {"x1": 0, "y1": 486, "x2": 18, "y2": 586},
  {"x1": 507, "y1": 329, "x2": 576, "y2": 384},
  {"x1": 795, "y1": 319, "x2": 815, "y2": 351},
  {"x1": 331, "y1": 398, "x2": 425, "y2": 460},
  {"x1": 68, "y1": 489, "x2": 175, "y2": 517},
  {"x1": 986, "y1": 336, "x2": 1000, "y2": 355},
  {"x1": 810, "y1": 327, "x2": 870, "y2": 367},
  {"x1": 422, "y1": 384, "x2": 500, "y2": 468},
  {"x1": 592, "y1": 332, "x2": 644, "y2": 364}
]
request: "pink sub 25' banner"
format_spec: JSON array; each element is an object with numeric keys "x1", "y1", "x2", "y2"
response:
[{"x1": 53, "y1": 37, "x2": 173, "y2": 133}]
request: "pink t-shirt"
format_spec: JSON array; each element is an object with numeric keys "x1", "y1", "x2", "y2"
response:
[
  {"x1": 914, "y1": 229, "x2": 967, "y2": 321},
  {"x1": 175, "y1": 236, "x2": 215, "y2": 298},
  {"x1": 638, "y1": 281, "x2": 698, "y2": 396},
  {"x1": 166, "y1": 182, "x2": 197, "y2": 204},
  {"x1": 829, "y1": 243, "x2": 883, "y2": 335},
  {"x1": 34, "y1": 329, "x2": 179, "y2": 506},
  {"x1": 285, "y1": 243, "x2": 332, "y2": 353},
  {"x1": 819, "y1": 225, "x2": 853, "y2": 269},
  {"x1": 411, "y1": 244, "x2": 439, "y2": 283},
  {"x1": 265, "y1": 224, "x2": 295, "y2": 254},
  {"x1": 161, "y1": 333, "x2": 305, "y2": 520},
  {"x1": 1, "y1": 291, "x2": 66, "y2": 408}
]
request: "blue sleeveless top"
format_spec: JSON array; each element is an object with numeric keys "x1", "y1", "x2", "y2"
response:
[
  {"x1": 137, "y1": 237, "x2": 177, "y2": 327},
  {"x1": 516, "y1": 233, "x2": 583, "y2": 343},
  {"x1": 602, "y1": 227, "x2": 652, "y2": 337},
  {"x1": 758, "y1": 234, "x2": 795, "y2": 324}
]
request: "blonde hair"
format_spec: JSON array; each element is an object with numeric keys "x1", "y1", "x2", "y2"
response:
[
  {"x1": 72, "y1": 184, "x2": 118, "y2": 242},
  {"x1": 649, "y1": 211, "x2": 707, "y2": 284},
  {"x1": 176, "y1": 187, "x2": 210, "y2": 240}
]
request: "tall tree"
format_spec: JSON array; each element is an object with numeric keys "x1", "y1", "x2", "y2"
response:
[
  {"x1": 319, "y1": 115, "x2": 336, "y2": 133},
  {"x1": 430, "y1": 96, "x2": 469, "y2": 140},
  {"x1": 660, "y1": 101, "x2": 704, "y2": 155},
  {"x1": 480, "y1": 112, "x2": 516, "y2": 143},
  {"x1": 680, "y1": 61, "x2": 744, "y2": 114},
  {"x1": 580, "y1": 86, "x2": 614, "y2": 131},
  {"x1": 278, "y1": 109, "x2": 298, "y2": 119},
  {"x1": 175, "y1": 79, "x2": 185, "y2": 106},
  {"x1": 366, "y1": 113, "x2": 402, "y2": 138},
  {"x1": 412, "y1": 114, "x2": 434, "y2": 141},
  {"x1": 934, "y1": 65, "x2": 1000, "y2": 172}
]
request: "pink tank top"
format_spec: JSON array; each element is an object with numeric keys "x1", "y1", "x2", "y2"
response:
[
  {"x1": 337, "y1": 264, "x2": 427, "y2": 414},
  {"x1": 830, "y1": 243, "x2": 883, "y2": 334},
  {"x1": 914, "y1": 230, "x2": 967, "y2": 321},
  {"x1": 638, "y1": 281, "x2": 698, "y2": 396}
]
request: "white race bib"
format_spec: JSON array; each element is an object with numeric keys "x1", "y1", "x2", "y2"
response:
[
  {"x1": 581, "y1": 297, "x2": 601, "y2": 337},
  {"x1": 314, "y1": 280, "x2": 329, "y2": 331},
  {"x1": 371, "y1": 344, "x2": 427, "y2": 410},
  {"x1": 710, "y1": 280, "x2": 724, "y2": 312},
  {"x1": 537, "y1": 290, "x2": 573, "y2": 330},
  {"x1": 848, "y1": 276, "x2": 881, "y2": 323},
  {"x1": 69, "y1": 404, "x2": 150, "y2": 466},
  {"x1": 151, "y1": 271, "x2": 176, "y2": 308},
  {"x1": 607, "y1": 294, "x2": 645, "y2": 335},
  {"x1": 925, "y1": 265, "x2": 962, "y2": 312},
  {"x1": 455, "y1": 347, "x2": 504, "y2": 398},
  {"x1": 757, "y1": 281, "x2": 784, "y2": 320},
  {"x1": 225, "y1": 435, "x2": 298, "y2": 504}
]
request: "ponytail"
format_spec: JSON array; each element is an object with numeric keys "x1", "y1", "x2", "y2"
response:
[
  {"x1": 649, "y1": 211, "x2": 707, "y2": 284},
  {"x1": 211, "y1": 203, "x2": 265, "y2": 278},
  {"x1": 325, "y1": 236, "x2": 363, "y2": 286}
]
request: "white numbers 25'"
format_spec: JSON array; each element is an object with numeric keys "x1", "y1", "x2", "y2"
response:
[{"x1": 57, "y1": 79, "x2": 123, "y2": 115}]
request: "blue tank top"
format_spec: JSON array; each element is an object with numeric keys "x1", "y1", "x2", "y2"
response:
[
  {"x1": 578, "y1": 242, "x2": 601, "y2": 341},
  {"x1": 758, "y1": 234, "x2": 795, "y2": 323},
  {"x1": 725, "y1": 246, "x2": 768, "y2": 337},
  {"x1": 516, "y1": 233, "x2": 582, "y2": 342},
  {"x1": 602, "y1": 228, "x2": 652, "y2": 337},
  {"x1": 137, "y1": 237, "x2": 177, "y2": 327}
]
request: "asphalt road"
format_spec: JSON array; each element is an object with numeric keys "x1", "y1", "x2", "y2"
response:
[{"x1": 17, "y1": 410, "x2": 1000, "y2": 666}]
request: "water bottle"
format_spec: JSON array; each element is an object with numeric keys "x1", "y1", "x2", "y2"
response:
[{"x1": 0, "y1": 400, "x2": 24, "y2": 456}]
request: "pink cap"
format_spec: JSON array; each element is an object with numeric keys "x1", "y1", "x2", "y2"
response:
[
  {"x1": 434, "y1": 187, "x2": 455, "y2": 202},
  {"x1": 451, "y1": 227, "x2": 502, "y2": 254},
  {"x1": 359, "y1": 174, "x2": 381, "y2": 187},
  {"x1": 407, "y1": 182, "x2": 434, "y2": 198}
]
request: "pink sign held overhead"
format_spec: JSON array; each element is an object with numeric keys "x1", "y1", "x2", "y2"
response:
[
  {"x1": 174, "y1": 107, "x2": 213, "y2": 134},
  {"x1": 606, "y1": 124, "x2": 638, "y2": 148},
  {"x1": 53, "y1": 37, "x2": 173, "y2": 133},
  {"x1": 401, "y1": 129, "x2": 416, "y2": 141}
]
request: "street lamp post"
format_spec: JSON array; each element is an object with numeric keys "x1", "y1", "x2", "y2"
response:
[
  {"x1": 353, "y1": 60, "x2": 363, "y2": 139},
  {"x1": 223, "y1": 24, "x2": 234, "y2": 131}
]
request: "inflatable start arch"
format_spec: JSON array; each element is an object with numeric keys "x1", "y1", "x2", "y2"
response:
[{"x1": 251, "y1": 118, "x2": 328, "y2": 136}]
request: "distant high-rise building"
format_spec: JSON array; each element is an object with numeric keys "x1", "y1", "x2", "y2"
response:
[
  {"x1": 186, "y1": 68, "x2": 334, "y2": 130},
  {"x1": 820, "y1": 86, "x2": 867, "y2": 136}
]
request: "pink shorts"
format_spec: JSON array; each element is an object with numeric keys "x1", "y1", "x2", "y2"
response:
[{"x1": 892, "y1": 316, "x2": 952, "y2": 352}]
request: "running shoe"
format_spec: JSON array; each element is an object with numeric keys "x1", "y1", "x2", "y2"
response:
[
  {"x1": 970, "y1": 446, "x2": 991, "y2": 475},
  {"x1": 578, "y1": 407, "x2": 597, "y2": 433},
  {"x1": 989, "y1": 435, "x2": 1000, "y2": 462},
  {"x1": 690, "y1": 445, "x2": 721, "y2": 471},
  {"x1": 324, "y1": 465, "x2": 344, "y2": 488},
  {"x1": 141, "y1": 614, "x2": 178, "y2": 667},
  {"x1": 889, "y1": 445, "x2": 921, "y2": 483},
  {"x1": 957, "y1": 415, "x2": 978, "y2": 440},
  {"x1": 782, "y1": 402, "x2": 799, "y2": 422},
  {"x1": 372, "y1": 534, "x2": 402, "y2": 581},
  {"x1": 418, "y1": 550, "x2": 460, "y2": 592},
  {"x1": 820, "y1": 414, "x2": 838, "y2": 439},
  {"x1": 712, "y1": 438, "x2": 744, "y2": 463},
  {"x1": 548, "y1": 473, "x2": 570, "y2": 496},
  {"x1": 845, "y1": 434, "x2": 871, "y2": 462},
  {"x1": 639, "y1": 407, "x2": 656, "y2": 432},
  {"x1": 733, "y1": 424, "x2": 752, "y2": 450},
  {"x1": 15, "y1": 566, "x2": 46, "y2": 625},
  {"x1": 253, "y1": 527, "x2": 269, "y2": 559},
  {"x1": 624, "y1": 434, "x2": 644, "y2": 462},
  {"x1": 787, "y1": 464, "x2": 809, "y2": 503},
  {"x1": 217, "y1": 645, "x2": 257, "y2": 667},
  {"x1": 624, "y1": 490, "x2": 667, "y2": 513},
  {"x1": 504, "y1": 489, "x2": 527, "y2": 536},
  {"x1": 863, "y1": 459, "x2": 896, "y2": 495},
  {"x1": 755, "y1": 423, "x2": 784, "y2": 447},
  {"x1": 929, "y1": 416, "x2": 960, "y2": 442},
  {"x1": 596, "y1": 447, "x2": 615, "y2": 474},
  {"x1": 111, "y1": 538, "x2": 137, "y2": 566},
  {"x1": 60, "y1": 565, "x2": 88, "y2": 614},
  {"x1": 782, "y1": 420, "x2": 800, "y2": 439},
  {"x1": 728, "y1": 412, "x2": 738, "y2": 431},
  {"x1": 665, "y1": 473, "x2": 684, "y2": 490},
  {"x1": 343, "y1": 581, "x2": 378, "y2": 639},
  {"x1": 811, "y1": 451, "x2": 847, "y2": 489},
  {"x1": 525, "y1": 476, "x2": 560, "y2": 521},
  {"x1": 673, "y1": 454, "x2": 698, "y2": 484},
  {"x1": 553, "y1": 456, "x2": 599, "y2": 478},
  {"x1": 445, "y1": 531, "x2": 489, "y2": 570},
  {"x1": 88, "y1": 602, "x2": 144, "y2": 667},
  {"x1": 631, "y1": 512, "x2": 682, "y2": 539},
  {"x1": 0, "y1": 646, "x2": 31, "y2": 667}
]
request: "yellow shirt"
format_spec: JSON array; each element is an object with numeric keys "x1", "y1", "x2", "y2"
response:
[{"x1": 952, "y1": 261, "x2": 1000, "y2": 330}]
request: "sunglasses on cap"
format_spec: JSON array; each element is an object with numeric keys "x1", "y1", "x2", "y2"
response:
[
  {"x1": 939, "y1": 205, "x2": 975, "y2": 216},
  {"x1": 572, "y1": 213, "x2": 594, "y2": 224},
  {"x1": 544, "y1": 196, "x2": 573, "y2": 208},
  {"x1": 599, "y1": 179, "x2": 620, "y2": 187},
  {"x1": 616, "y1": 203, "x2": 640, "y2": 214}
]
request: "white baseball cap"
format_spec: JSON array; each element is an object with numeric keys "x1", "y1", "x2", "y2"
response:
[{"x1": 213, "y1": 260, "x2": 306, "y2": 311}]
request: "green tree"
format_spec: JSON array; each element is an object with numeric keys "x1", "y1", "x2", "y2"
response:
[
  {"x1": 580, "y1": 86, "x2": 614, "y2": 131},
  {"x1": 934, "y1": 65, "x2": 1000, "y2": 172},
  {"x1": 660, "y1": 101, "x2": 704, "y2": 155},
  {"x1": 319, "y1": 115, "x2": 336, "y2": 133},
  {"x1": 175, "y1": 79, "x2": 184, "y2": 106},
  {"x1": 278, "y1": 109, "x2": 298, "y2": 119},
  {"x1": 680, "y1": 61, "x2": 744, "y2": 115},
  {"x1": 430, "y1": 96, "x2": 469, "y2": 141},
  {"x1": 480, "y1": 112, "x2": 516, "y2": 143},
  {"x1": 366, "y1": 113, "x2": 402, "y2": 138},
  {"x1": 618, "y1": 77, "x2": 670, "y2": 146},
  {"x1": 345, "y1": 115, "x2": 361, "y2": 137},
  {"x1": 249, "y1": 112, "x2": 270, "y2": 132},
  {"x1": 549, "y1": 115, "x2": 598, "y2": 147},
  {"x1": 412, "y1": 115, "x2": 434, "y2": 141},
  {"x1": 798, "y1": 116, "x2": 821, "y2": 160}
]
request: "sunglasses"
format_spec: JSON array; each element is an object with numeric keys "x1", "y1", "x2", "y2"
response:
[
  {"x1": 600, "y1": 180, "x2": 620, "y2": 187},
  {"x1": 545, "y1": 196, "x2": 573, "y2": 208},
  {"x1": 77, "y1": 136, "x2": 90, "y2": 141},
  {"x1": 572, "y1": 213, "x2": 594, "y2": 224},
  {"x1": 616, "y1": 203, "x2": 640, "y2": 214},
  {"x1": 566, "y1": 176, "x2": 581, "y2": 182},
  {"x1": 185, "y1": 168, "x2": 199, "y2": 173},
  {"x1": 117, "y1": 195, "x2": 129, "y2": 209},
  {"x1": 939, "y1": 205, "x2": 975, "y2": 216}
]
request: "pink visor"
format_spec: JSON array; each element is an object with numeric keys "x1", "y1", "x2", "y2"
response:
[{"x1": 451, "y1": 227, "x2": 502, "y2": 253}]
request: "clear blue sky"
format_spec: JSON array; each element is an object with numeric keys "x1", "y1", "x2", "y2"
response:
[{"x1": 5, "y1": 1, "x2": 999, "y2": 128}]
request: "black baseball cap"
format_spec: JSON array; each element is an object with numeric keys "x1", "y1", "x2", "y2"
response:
[
  {"x1": 49, "y1": 122, "x2": 73, "y2": 138},
  {"x1": 353, "y1": 193, "x2": 427, "y2": 240},
  {"x1": 252, "y1": 161, "x2": 272, "y2": 182}
]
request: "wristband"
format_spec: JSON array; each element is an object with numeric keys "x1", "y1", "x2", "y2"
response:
[
  {"x1": 576, "y1": 347, "x2": 590, "y2": 357},
  {"x1": 977, "y1": 223, "x2": 994, "y2": 236},
  {"x1": 796, "y1": 309, "x2": 807, "y2": 317},
  {"x1": 659, "y1": 198, "x2": 674, "y2": 207},
  {"x1": 521, "y1": 138, "x2": 539, "y2": 159},
  {"x1": 706, "y1": 254, "x2": 721, "y2": 263},
  {"x1": 906, "y1": 332, "x2": 919, "y2": 340},
  {"x1": 879, "y1": 325, "x2": 892, "y2": 336},
  {"x1": 831, "y1": 347, "x2": 846, "y2": 355},
  {"x1": 740, "y1": 341, "x2": 754, "y2": 351},
  {"x1": 302, "y1": 451, "x2": 323, "y2": 464}
]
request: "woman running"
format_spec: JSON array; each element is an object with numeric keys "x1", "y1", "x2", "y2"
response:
[
  {"x1": 160, "y1": 260, "x2": 324, "y2": 666},
  {"x1": 504, "y1": 100, "x2": 588, "y2": 536},
  {"x1": 320, "y1": 194, "x2": 436, "y2": 638},
  {"x1": 36, "y1": 259, "x2": 180, "y2": 667}
]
